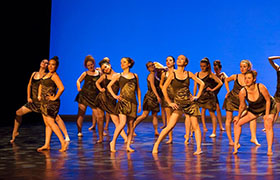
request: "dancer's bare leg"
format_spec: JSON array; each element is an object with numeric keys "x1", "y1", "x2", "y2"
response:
[
  {"x1": 225, "y1": 111, "x2": 234, "y2": 145},
  {"x1": 10, "y1": 106, "x2": 32, "y2": 143},
  {"x1": 93, "y1": 108, "x2": 104, "y2": 143},
  {"x1": 127, "y1": 117, "x2": 135, "y2": 152},
  {"x1": 152, "y1": 111, "x2": 182, "y2": 154},
  {"x1": 37, "y1": 117, "x2": 52, "y2": 152},
  {"x1": 104, "y1": 112, "x2": 110, "y2": 130},
  {"x1": 209, "y1": 111, "x2": 217, "y2": 138},
  {"x1": 110, "y1": 114, "x2": 127, "y2": 142},
  {"x1": 55, "y1": 115, "x2": 70, "y2": 141},
  {"x1": 216, "y1": 104, "x2": 225, "y2": 131},
  {"x1": 201, "y1": 108, "x2": 207, "y2": 131},
  {"x1": 88, "y1": 114, "x2": 97, "y2": 131},
  {"x1": 274, "y1": 103, "x2": 280, "y2": 123},
  {"x1": 264, "y1": 114, "x2": 274, "y2": 156},
  {"x1": 152, "y1": 111, "x2": 159, "y2": 136},
  {"x1": 233, "y1": 112, "x2": 256, "y2": 154},
  {"x1": 133, "y1": 111, "x2": 149, "y2": 136},
  {"x1": 190, "y1": 115, "x2": 202, "y2": 155},
  {"x1": 184, "y1": 115, "x2": 191, "y2": 144},
  {"x1": 249, "y1": 120, "x2": 260, "y2": 146},
  {"x1": 40, "y1": 115, "x2": 68, "y2": 152},
  {"x1": 160, "y1": 107, "x2": 166, "y2": 129},
  {"x1": 110, "y1": 114, "x2": 127, "y2": 152},
  {"x1": 77, "y1": 104, "x2": 86, "y2": 136},
  {"x1": 165, "y1": 107, "x2": 173, "y2": 144}
]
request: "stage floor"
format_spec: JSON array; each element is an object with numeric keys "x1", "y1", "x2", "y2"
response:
[{"x1": 0, "y1": 121, "x2": 280, "y2": 179}]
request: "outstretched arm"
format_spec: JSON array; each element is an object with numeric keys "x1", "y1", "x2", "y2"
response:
[{"x1": 268, "y1": 56, "x2": 280, "y2": 71}]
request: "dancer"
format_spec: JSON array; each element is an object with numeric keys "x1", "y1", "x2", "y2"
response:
[
  {"x1": 194, "y1": 58, "x2": 223, "y2": 138},
  {"x1": 152, "y1": 55, "x2": 204, "y2": 155},
  {"x1": 108, "y1": 57, "x2": 141, "y2": 152},
  {"x1": 233, "y1": 70, "x2": 276, "y2": 156},
  {"x1": 159, "y1": 56, "x2": 175, "y2": 143},
  {"x1": 223, "y1": 60, "x2": 259, "y2": 146},
  {"x1": 37, "y1": 56, "x2": 68, "y2": 152},
  {"x1": 213, "y1": 60, "x2": 227, "y2": 131},
  {"x1": 95, "y1": 59, "x2": 127, "y2": 142},
  {"x1": 75, "y1": 55, "x2": 104, "y2": 142},
  {"x1": 10, "y1": 59, "x2": 70, "y2": 143},
  {"x1": 133, "y1": 61, "x2": 161, "y2": 136},
  {"x1": 268, "y1": 56, "x2": 280, "y2": 123}
]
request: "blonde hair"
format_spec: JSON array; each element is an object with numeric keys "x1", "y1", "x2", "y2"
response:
[{"x1": 240, "y1": 59, "x2": 252, "y2": 70}]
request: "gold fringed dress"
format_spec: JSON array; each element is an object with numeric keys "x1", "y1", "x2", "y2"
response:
[
  {"x1": 171, "y1": 72, "x2": 200, "y2": 116},
  {"x1": 75, "y1": 72, "x2": 100, "y2": 109},
  {"x1": 115, "y1": 73, "x2": 138, "y2": 119}
]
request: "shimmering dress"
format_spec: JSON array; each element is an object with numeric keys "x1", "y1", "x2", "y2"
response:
[
  {"x1": 161, "y1": 72, "x2": 175, "y2": 108},
  {"x1": 273, "y1": 71, "x2": 280, "y2": 103},
  {"x1": 40, "y1": 75, "x2": 60, "y2": 118},
  {"x1": 24, "y1": 72, "x2": 42, "y2": 113},
  {"x1": 245, "y1": 83, "x2": 276, "y2": 116},
  {"x1": 96, "y1": 74, "x2": 119, "y2": 115},
  {"x1": 115, "y1": 73, "x2": 138, "y2": 118},
  {"x1": 196, "y1": 72, "x2": 217, "y2": 111},
  {"x1": 142, "y1": 74, "x2": 160, "y2": 112},
  {"x1": 75, "y1": 72, "x2": 100, "y2": 109},
  {"x1": 171, "y1": 72, "x2": 200, "y2": 116},
  {"x1": 223, "y1": 74, "x2": 243, "y2": 112}
]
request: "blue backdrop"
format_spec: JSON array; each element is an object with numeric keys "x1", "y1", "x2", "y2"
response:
[{"x1": 49, "y1": 0, "x2": 280, "y2": 115}]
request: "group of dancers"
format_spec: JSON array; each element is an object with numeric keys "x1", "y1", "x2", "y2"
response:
[{"x1": 10, "y1": 54, "x2": 280, "y2": 156}]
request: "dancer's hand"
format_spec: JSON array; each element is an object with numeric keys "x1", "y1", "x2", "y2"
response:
[
  {"x1": 169, "y1": 103, "x2": 178, "y2": 110},
  {"x1": 190, "y1": 96, "x2": 198, "y2": 102},
  {"x1": 47, "y1": 95, "x2": 56, "y2": 101},
  {"x1": 138, "y1": 105, "x2": 142, "y2": 113},
  {"x1": 225, "y1": 92, "x2": 229, "y2": 98},
  {"x1": 28, "y1": 98, "x2": 33, "y2": 103},
  {"x1": 206, "y1": 87, "x2": 214, "y2": 92},
  {"x1": 115, "y1": 95, "x2": 122, "y2": 101},
  {"x1": 38, "y1": 96, "x2": 41, "y2": 101},
  {"x1": 100, "y1": 88, "x2": 106, "y2": 93}
]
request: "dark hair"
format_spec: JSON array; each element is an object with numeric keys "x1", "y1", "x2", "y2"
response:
[
  {"x1": 124, "y1": 57, "x2": 135, "y2": 68},
  {"x1": 200, "y1": 57, "x2": 211, "y2": 74},
  {"x1": 50, "y1": 56, "x2": 59, "y2": 71},
  {"x1": 245, "y1": 70, "x2": 257, "y2": 80},
  {"x1": 146, "y1": 61, "x2": 153, "y2": 69},
  {"x1": 99, "y1": 58, "x2": 110, "y2": 67},
  {"x1": 213, "y1": 60, "x2": 222, "y2": 68},
  {"x1": 84, "y1": 55, "x2": 95, "y2": 69}
]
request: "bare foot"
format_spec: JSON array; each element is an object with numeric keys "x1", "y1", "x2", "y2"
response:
[
  {"x1": 133, "y1": 132, "x2": 137, "y2": 136},
  {"x1": 166, "y1": 139, "x2": 173, "y2": 144},
  {"x1": 152, "y1": 148, "x2": 158, "y2": 154},
  {"x1": 37, "y1": 145, "x2": 50, "y2": 152},
  {"x1": 233, "y1": 150, "x2": 238, "y2": 155},
  {"x1": 97, "y1": 139, "x2": 103, "y2": 144},
  {"x1": 126, "y1": 146, "x2": 135, "y2": 152},
  {"x1": 10, "y1": 132, "x2": 19, "y2": 143},
  {"x1": 233, "y1": 143, "x2": 239, "y2": 154},
  {"x1": 88, "y1": 125, "x2": 96, "y2": 131},
  {"x1": 209, "y1": 134, "x2": 216, "y2": 138},
  {"x1": 154, "y1": 131, "x2": 159, "y2": 136},
  {"x1": 59, "y1": 141, "x2": 69, "y2": 152},
  {"x1": 193, "y1": 150, "x2": 203, "y2": 155},
  {"x1": 229, "y1": 141, "x2": 235, "y2": 146},
  {"x1": 250, "y1": 139, "x2": 261, "y2": 146},
  {"x1": 220, "y1": 128, "x2": 225, "y2": 131},
  {"x1": 262, "y1": 128, "x2": 266, "y2": 132},
  {"x1": 65, "y1": 136, "x2": 70, "y2": 142},
  {"x1": 203, "y1": 128, "x2": 208, "y2": 132},
  {"x1": 110, "y1": 142, "x2": 116, "y2": 152},
  {"x1": 267, "y1": 150, "x2": 273, "y2": 156},
  {"x1": 103, "y1": 131, "x2": 108, "y2": 136},
  {"x1": 77, "y1": 132, "x2": 83, "y2": 137}
]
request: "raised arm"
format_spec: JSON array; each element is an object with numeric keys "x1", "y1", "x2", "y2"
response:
[
  {"x1": 107, "y1": 73, "x2": 120, "y2": 100},
  {"x1": 96, "y1": 74, "x2": 106, "y2": 92},
  {"x1": 76, "y1": 72, "x2": 87, "y2": 92},
  {"x1": 224, "y1": 74, "x2": 236, "y2": 95},
  {"x1": 135, "y1": 74, "x2": 142, "y2": 113},
  {"x1": 190, "y1": 71, "x2": 205, "y2": 100},
  {"x1": 50, "y1": 73, "x2": 64, "y2": 101},
  {"x1": 193, "y1": 72, "x2": 198, "y2": 96},
  {"x1": 208, "y1": 72, "x2": 223, "y2": 92},
  {"x1": 268, "y1": 56, "x2": 280, "y2": 71},
  {"x1": 27, "y1": 72, "x2": 36, "y2": 102}
]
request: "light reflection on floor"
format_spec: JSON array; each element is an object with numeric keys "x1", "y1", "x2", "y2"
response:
[{"x1": 0, "y1": 121, "x2": 279, "y2": 179}]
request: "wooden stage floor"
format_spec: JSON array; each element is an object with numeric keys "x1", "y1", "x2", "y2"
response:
[{"x1": 0, "y1": 121, "x2": 280, "y2": 179}]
